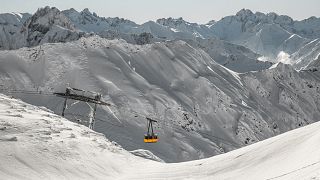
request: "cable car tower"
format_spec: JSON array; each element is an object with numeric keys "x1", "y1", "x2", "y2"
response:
[
  {"x1": 54, "y1": 87, "x2": 111, "y2": 130},
  {"x1": 55, "y1": 87, "x2": 160, "y2": 143}
]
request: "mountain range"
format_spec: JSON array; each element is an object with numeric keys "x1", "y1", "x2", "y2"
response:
[
  {"x1": 1, "y1": 7, "x2": 320, "y2": 72},
  {"x1": 0, "y1": 6, "x2": 320, "y2": 163}
]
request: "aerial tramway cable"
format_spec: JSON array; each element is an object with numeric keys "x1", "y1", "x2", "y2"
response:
[{"x1": 0, "y1": 87, "x2": 240, "y2": 148}]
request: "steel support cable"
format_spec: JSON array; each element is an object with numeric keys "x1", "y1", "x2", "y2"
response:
[
  {"x1": 0, "y1": 87, "x2": 241, "y2": 148},
  {"x1": 93, "y1": 111, "x2": 241, "y2": 148},
  {"x1": 0, "y1": 88, "x2": 55, "y2": 96},
  {"x1": 107, "y1": 105, "x2": 241, "y2": 148}
]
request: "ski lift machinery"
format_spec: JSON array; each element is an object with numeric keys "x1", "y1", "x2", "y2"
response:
[{"x1": 144, "y1": 117, "x2": 158, "y2": 143}]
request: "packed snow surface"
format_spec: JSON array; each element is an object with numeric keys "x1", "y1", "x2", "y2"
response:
[{"x1": 0, "y1": 93, "x2": 320, "y2": 179}]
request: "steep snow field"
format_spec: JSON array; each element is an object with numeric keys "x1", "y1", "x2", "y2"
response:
[
  {"x1": 1, "y1": 93, "x2": 320, "y2": 180},
  {"x1": 0, "y1": 36, "x2": 319, "y2": 163}
]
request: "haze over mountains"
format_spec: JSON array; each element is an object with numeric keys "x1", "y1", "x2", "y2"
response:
[{"x1": 0, "y1": 6, "x2": 320, "y2": 164}]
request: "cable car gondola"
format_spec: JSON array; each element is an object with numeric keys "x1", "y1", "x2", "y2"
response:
[{"x1": 144, "y1": 117, "x2": 158, "y2": 143}]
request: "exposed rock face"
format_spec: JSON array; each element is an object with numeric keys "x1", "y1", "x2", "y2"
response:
[
  {"x1": 22, "y1": 6, "x2": 81, "y2": 47},
  {"x1": 0, "y1": 7, "x2": 83, "y2": 50}
]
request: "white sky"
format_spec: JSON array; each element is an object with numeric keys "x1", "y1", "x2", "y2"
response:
[{"x1": 0, "y1": 0, "x2": 319, "y2": 24}]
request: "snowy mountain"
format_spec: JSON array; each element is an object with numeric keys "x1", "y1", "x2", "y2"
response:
[
  {"x1": 62, "y1": 8, "x2": 139, "y2": 34},
  {"x1": 62, "y1": 8, "x2": 215, "y2": 40},
  {"x1": 209, "y1": 9, "x2": 316, "y2": 58},
  {"x1": 1, "y1": 7, "x2": 320, "y2": 69},
  {"x1": 22, "y1": 6, "x2": 83, "y2": 47},
  {"x1": 155, "y1": 17, "x2": 215, "y2": 39},
  {"x1": 204, "y1": 9, "x2": 320, "y2": 69},
  {"x1": 49, "y1": 8, "x2": 320, "y2": 71},
  {"x1": 0, "y1": 7, "x2": 270, "y2": 73},
  {"x1": 183, "y1": 37, "x2": 273, "y2": 72},
  {"x1": 4, "y1": 7, "x2": 320, "y2": 71},
  {"x1": 1, "y1": 92, "x2": 320, "y2": 179},
  {"x1": 103, "y1": 33, "x2": 273, "y2": 72},
  {"x1": 0, "y1": 36, "x2": 319, "y2": 162},
  {"x1": 0, "y1": 7, "x2": 84, "y2": 50},
  {"x1": 0, "y1": 12, "x2": 31, "y2": 50}
]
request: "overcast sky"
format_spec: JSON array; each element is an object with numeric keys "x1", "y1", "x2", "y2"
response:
[{"x1": 0, "y1": 0, "x2": 319, "y2": 24}]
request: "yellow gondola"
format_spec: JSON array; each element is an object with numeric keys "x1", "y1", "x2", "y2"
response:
[{"x1": 144, "y1": 117, "x2": 158, "y2": 143}]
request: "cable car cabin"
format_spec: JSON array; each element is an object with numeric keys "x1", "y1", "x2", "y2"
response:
[
  {"x1": 144, "y1": 117, "x2": 158, "y2": 143},
  {"x1": 144, "y1": 134, "x2": 158, "y2": 143}
]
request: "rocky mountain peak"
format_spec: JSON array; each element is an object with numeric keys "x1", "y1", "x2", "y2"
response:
[
  {"x1": 267, "y1": 12, "x2": 293, "y2": 25},
  {"x1": 26, "y1": 6, "x2": 75, "y2": 31},
  {"x1": 82, "y1": 8, "x2": 91, "y2": 14},
  {"x1": 236, "y1": 9, "x2": 254, "y2": 17},
  {"x1": 156, "y1": 17, "x2": 187, "y2": 27},
  {"x1": 234, "y1": 9, "x2": 293, "y2": 25},
  {"x1": 20, "y1": 6, "x2": 80, "y2": 47},
  {"x1": 235, "y1": 9, "x2": 254, "y2": 21},
  {"x1": 81, "y1": 8, "x2": 99, "y2": 18},
  {"x1": 206, "y1": 20, "x2": 216, "y2": 26},
  {"x1": 62, "y1": 8, "x2": 78, "y2": 15}
]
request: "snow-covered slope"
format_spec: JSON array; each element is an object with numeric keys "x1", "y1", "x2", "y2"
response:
[
  {"x1": 183, "y1": 37, "x2": 273, "y2": 72},
  {"x1": 0, "y1": 93, "x2": 147, "y2": 179},
  {"x1": 1, "y1": 92, "x2": 320, "y2": 180},
  {"x1": 291, "y1": 39, "x2": 320, "y2": 70},
  {"x1": 306, "y1": 50, "x2": 320, "y2": 69},
  {"x1": 0, "y1": 36, "x2": 319, "y2": 162},
  {"x1": 98, "y1": 32, "x2": 269, "y2": 72}
]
